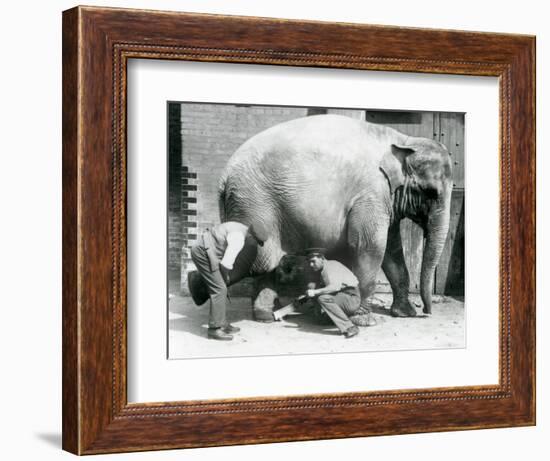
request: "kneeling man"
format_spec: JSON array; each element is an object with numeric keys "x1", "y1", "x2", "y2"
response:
[{"x1": 304, "y1": 248, "x2": 366, "y2": 338}]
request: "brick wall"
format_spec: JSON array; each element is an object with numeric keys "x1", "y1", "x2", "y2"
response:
[
  {"x1": 172, "y1": 103, "x2": 311, "y2": 293},
  {"x1": 167, "y1": 103, "x2": 182, "y2": 279}
]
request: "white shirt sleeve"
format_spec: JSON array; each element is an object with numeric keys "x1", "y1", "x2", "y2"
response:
[{"x1": 219, "y1": 231, "x2": 246, "y2": 269}]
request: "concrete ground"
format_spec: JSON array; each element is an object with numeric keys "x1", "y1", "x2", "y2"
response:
[{"x1": 168, "y1": 293, "x2": 465, "y2": 359}]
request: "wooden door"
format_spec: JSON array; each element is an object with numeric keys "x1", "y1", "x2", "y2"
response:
[{"x1": 435, "y1": 113, "x2": 465, "y2": 295}]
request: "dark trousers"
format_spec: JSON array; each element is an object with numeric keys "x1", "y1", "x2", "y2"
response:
[
  {"x1": 190, "y1": 244, "x2": 227, "y2": 329},
  {"x1": 315, "y1": 287, "x2": 360, "y2": 333}
]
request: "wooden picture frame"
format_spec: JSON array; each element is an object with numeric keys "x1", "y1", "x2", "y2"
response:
[{"x1": 62, "y1": 5, "x2": 535, "y2": 455}]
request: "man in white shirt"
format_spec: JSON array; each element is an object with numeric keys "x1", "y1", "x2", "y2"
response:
[
  {"x1": 190, "y1": 221, "x2": 268, "y2": 340},
  {"x1": 303, "y1": 248, "x2": 370, "y2": 338}
]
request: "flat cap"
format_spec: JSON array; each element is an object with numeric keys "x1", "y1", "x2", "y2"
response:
[{"x1": 303, "y1": 247, "x2": 326, "y2": 258}]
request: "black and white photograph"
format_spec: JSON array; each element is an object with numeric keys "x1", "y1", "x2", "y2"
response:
[{"x1": 167, "y1": 103, "x2": 465, "y2": 359}]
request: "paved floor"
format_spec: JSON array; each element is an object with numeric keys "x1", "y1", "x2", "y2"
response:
[{"x1": 168, "y1": 293, "x2": 465, "y2": 359}]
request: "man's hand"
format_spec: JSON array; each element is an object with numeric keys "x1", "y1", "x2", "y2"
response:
[
  {"x1": 219, "y1": 263, "x2": 231, "y2": 285},
  {"x1": 306, "y1": 288, "x2": 317, "y2": 298}
]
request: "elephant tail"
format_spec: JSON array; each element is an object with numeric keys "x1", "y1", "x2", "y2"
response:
[{"x1": 217, "y1": 174, "x2": 228, "y2": 223}]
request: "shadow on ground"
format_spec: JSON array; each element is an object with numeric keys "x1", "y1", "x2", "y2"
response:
[
  {"x1": 168, "y1": 293, "x2": 465, "y2": 359},
  {"x1": 169, "y1": 294, "x2": 342, "y2": 339}
]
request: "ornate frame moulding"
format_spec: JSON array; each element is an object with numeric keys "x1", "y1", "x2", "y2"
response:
[{"x1": 62, "y1": 6, "x2": 535, "y2": 454}]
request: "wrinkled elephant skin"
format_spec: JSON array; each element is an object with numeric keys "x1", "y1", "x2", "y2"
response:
[{"x1": 218, "y1": 114, "x2": 453, "y2": 318}]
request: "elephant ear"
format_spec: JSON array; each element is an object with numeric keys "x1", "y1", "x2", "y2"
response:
[{"x1": 379, "y1": 144, "x2": 416, "y2": 194}]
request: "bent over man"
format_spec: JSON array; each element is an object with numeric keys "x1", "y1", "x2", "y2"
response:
[{"x1": 189, "y1": 221, "x2": 268, "y2": 340}]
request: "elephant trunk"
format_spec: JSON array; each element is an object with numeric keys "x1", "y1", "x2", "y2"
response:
[{"x1": 420, "y1": 190, "x2": 451, "y2": 314}]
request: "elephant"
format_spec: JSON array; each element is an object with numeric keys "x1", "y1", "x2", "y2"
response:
[{"x1": 217, "y1": 114, "x2": 453, "y2": 319}]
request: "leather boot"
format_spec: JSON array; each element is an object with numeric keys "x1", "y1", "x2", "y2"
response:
[
  {"x1": 207, "y1": 328, "x2": 233, "y2": 341},
  {"x1": 222, "y1": 323, "x2": 240, "y2": 334}
]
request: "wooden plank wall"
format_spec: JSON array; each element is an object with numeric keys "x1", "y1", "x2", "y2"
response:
[
  {"x1": 436, "y1": 113, "x2": 465, "y2": 295},
  {"x1": 365, "y1": 110, "x2": 465, "y2": 296}
]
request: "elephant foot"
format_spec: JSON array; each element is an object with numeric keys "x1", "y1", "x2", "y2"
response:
[
  {"x1": 356, "y1": 301, "x2": 378, "y2": 327},
  {"x1": 422, "y1": 306, "x2": 432, "y2": 315},
  {"x1": 252, "y1": 273, "x2": 279, "y2": 323},
  {"x1": 350, "y1": 312, "x2": 377, "y2": 327},
  {"x1": 390, "y1": 299, "x2": 418, "y2": 317},
  {"x1": 253, "y1": 307, "x2": 275, "y2": 323}
]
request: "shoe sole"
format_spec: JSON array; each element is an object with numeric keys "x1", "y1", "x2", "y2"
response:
[{"x1": 345, "y1": 329, "x2": 359, "y2": 338}]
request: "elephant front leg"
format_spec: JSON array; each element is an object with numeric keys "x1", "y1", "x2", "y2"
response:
[
  {"x1": 252, "y1": 272, "x2": 279, "y2": 322},
  {"x1": 348, "y1": 203, "x2": 390, "y2": 326},
  {"x1": 382, "y1": 222, "x2": 418, "y2": 317},
  {"x1": 353, "y1": 247, "x2": 386, "y2": 327}
]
